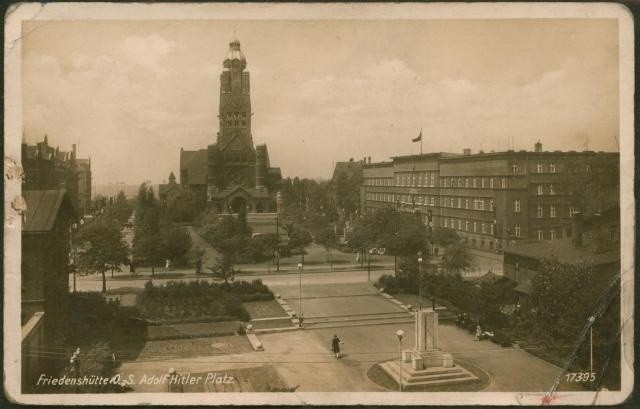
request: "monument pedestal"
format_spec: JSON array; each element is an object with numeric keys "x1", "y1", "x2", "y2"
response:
[{"x1": 382, "y1": 308, "x2": 478, "y2": 388}]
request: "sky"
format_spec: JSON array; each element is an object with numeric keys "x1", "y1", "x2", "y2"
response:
[{"x1": 22, "y1": 19, "x2": 619, "y2": 185}]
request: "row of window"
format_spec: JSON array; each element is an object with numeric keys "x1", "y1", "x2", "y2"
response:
[
  {"x1": 365, "y1": 178, "x2": 394, "y2": 186},
  {"x1": 222, "y1": 111, "x2": 248, "y2": 128},
  {"x1": 535, "y1": 163, "x2": 557, "y2": 173},
  {"x1": 365, "y1": 192, "x2": 495, "y2": 212},
  {"x1": 223, "y1": 120, "x2": 247, "y2": 128},
  {"x1": 510, "y1": 163, "x2": 557, "y2": 174},
  {"x1": 535, "y1": 184, "x2": 556, "y2": 195},
  {"x1": 441, "y1": 176, "x2": 507, "y2": 189},
  {"x1": 441, "y1": 217, "x2": 495, "y2": 236},
  {"x1": 395, "y1": 172, "x2": 438, "y2": 187},
  {"x1": 442, "y1": 196, "x2": 494, "y2": 211},
  {"x1": 512, "y1": 200, "x2": 575, "y2": 218},
  {"x1": 507, "y1": 225, "x2": 562, "y2": 240}
]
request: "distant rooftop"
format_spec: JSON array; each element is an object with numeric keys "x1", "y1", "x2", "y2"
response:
[{"x1": 503, "y1": 237, "x2": 619, "y2": 266}]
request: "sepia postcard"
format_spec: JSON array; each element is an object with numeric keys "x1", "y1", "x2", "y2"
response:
[{"x1": 3, "y1": 2, "x2": 635, "y2": 406}]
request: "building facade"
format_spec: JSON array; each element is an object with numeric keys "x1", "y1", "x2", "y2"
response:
[
  {"x1": 361, "y1": 143, "x2": 618, "y2": 252},
  {"x1": 21, "y1": 189, "x2": 76, "y2": 392},
  {"x1": 180, "y1": 39, "x2": 281, "y2": 213},
  {"x1": 22, "y1": 136, "x2": 92, "y2": 217}
]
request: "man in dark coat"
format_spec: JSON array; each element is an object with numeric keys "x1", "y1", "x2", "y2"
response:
[{"x1": 332, "y1": 334, "x2": 342, "y2": 359}]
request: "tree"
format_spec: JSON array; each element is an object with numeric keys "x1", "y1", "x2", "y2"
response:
[
  {"x1": 332, "y1": 169, "x2": 362, "y2": 218},
  {"x1": 160, "y1": 224, "x2": 192, "y2": 267},
  {"x1": 288, "y1": 225, "x2": 313, "y2": 262},
  {"x1": 210, "y1": 255, "x2": 237, "y2": 285},
  {"x1": 430, "y1": 227, "x2": 460, "y2": 247},
  {"x1": 315, "y1": 227, "x2": 337, "y2": 271},
  {"x1": 76, "y1": 220, "x2": 128, "y2": 293},
  {"x1": 441, "y1": 242, "x2": 474, "y2": 274},
  {"x1": 165, "y1": 186, "x2": 197, "y2": 223},
  {"x1": 189, "y1": 246, "x2": 205, "y2": 274},
  {"x1": 474, "y1": 277, "x2": 517, "y2": 328},
  {"x1": 133, "y1": 183, "x2": 162, "y2": 275},
  {"x1": 349, "y1": 208, "x2": 428, "y2": 256}
]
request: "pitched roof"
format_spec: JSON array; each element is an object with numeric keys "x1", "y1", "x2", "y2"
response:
[
  {"x1": 23, "y1": 190, "x2": 76, "y2": 232},
  {"x1": 332, "y1": 160, "x2": 363, "y2": 180},
  {"x1": 180, "y1": 149, "x2": 208, "y2": 185},
  {"x1": 503, "y1": 238, "x2": 619, "y2": 266}
]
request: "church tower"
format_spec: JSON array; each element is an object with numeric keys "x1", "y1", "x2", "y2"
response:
[
  {"x1": 217, "y1": 38, "x2": 253, "y2": 149},
  {"x1": 205, "y1": 38, "x2": 281, "y2": 213}
]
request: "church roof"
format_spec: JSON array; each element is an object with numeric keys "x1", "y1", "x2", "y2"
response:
[
  {"x1": 332, "y1": 160, "x2": 364, "y2": 181},
  {"x1": 180, "y1": 149, "x2": 208, "y2": 185}
]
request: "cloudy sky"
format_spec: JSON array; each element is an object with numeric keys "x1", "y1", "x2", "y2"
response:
[{"x1": 22, "y1": 19, "x2": 619, "y2": 185}]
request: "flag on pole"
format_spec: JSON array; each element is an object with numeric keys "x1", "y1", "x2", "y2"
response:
[{"x1": 412, "y1": 130, "x2": 422, "y2": 143}]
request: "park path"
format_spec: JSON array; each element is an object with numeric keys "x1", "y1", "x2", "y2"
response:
[{"x1": 187, "y1": 226, "x2": 221, "y2": 271}]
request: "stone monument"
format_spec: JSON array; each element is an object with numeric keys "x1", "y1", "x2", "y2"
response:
[{"x1": 382, "y1": 308, "x2": 478, "y2": 388}]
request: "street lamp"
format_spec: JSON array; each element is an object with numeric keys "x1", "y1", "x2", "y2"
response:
[
  {"x1": 70, "y1": 223, "x2": 78, "y2": 293},
  {"x1": 367, "y1": 249, "x2": 374, "y2": 282},
  {"x1": 298, "y1": 262, "x2": 303, "y2": 317},
  {"x1": 417, "y1": 256, "x2": 423, "y2": 308},
  {"x1": 395, "y1": 329, "x2": 405, "y2": 392}
]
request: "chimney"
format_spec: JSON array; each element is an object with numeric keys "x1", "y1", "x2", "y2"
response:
[
  {"x1": 72, "y1": 144, "x2": 77, "y2": 161},
  {"x1": 463, "y1": 148, "x2": 471, "y2": 155},
  {"x1": 368, "y1": 156, "x2": 371, "y2": 164},
  {"x1": 572, "y1": 212, "x2": 583, "y2": 247},
  {"x1": 534, "y1": 140, "x2": 542, "y2": 152}
]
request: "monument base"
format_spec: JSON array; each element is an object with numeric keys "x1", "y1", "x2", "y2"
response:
[{"x1": 381, "y1": 359, "x2": 478, "y2": 388}]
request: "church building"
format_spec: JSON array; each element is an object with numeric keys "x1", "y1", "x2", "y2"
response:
[{"x1": 178, "y1": 39, "x2": 281, "y2": 213}]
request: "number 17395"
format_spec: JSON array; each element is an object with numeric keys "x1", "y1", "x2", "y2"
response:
[{"x1": 565, "y1": 372, "x2": 596, "y2": 382}]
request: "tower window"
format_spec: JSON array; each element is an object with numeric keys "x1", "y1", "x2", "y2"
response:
[{"x1": 241, "y1": 120, "x2": 247, "y2": 127}]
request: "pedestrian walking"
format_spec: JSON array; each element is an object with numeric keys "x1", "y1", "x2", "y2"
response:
[
  {"x1": 331, "y1": 334, "x2": 342, "y2": 359},
  {"x1": 299, "y1": 313, "x2": 304, "y2": 328},
  {"x1": 475, "y1": 325, "x2": 482, "y2": 341}
]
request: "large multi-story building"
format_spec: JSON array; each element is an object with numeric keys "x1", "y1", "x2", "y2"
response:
[
  {"x1": 360, "y1": 142, "x2": 618, "y2": 252},
  {"x1": 179, "y1": 38, "x2": 281, "y2": 213},
  {"x1": 22, "y1": 135, "x2": 92, "y2": 216}
]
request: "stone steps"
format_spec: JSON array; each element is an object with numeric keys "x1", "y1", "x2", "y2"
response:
[
  {"x1": 380, "y1": 360, "x2": 477, "y2": 387},
  {"x1": 305, "y1": 316, "x2": 415, "y2": 330},
  {"x1": 304, "y1": 311, "x2": 411, "y2": 324}
]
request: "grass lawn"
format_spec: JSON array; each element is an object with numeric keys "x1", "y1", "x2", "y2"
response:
[
  {"x1": 146, "y1": 321, "x2": 244, "y2": 340},
  {"x1": 135, "y1": 335, "x2": 253, "y2": 361}
]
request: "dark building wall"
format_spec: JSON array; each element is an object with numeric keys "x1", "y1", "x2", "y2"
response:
[{"x1": 21, "y1": 212, "x2": 72, "y2": 340}]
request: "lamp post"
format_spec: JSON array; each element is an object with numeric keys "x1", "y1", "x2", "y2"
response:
[
  {"x1": 417, "y1": 255, "x2": 423, "y2": 308},
  {"x1": 275, "y1": 192, "x2": 280, "y2": 272},
  {"x1": 395, "y1": 329, "x2": 404, "y2": 392},
  {"x1": 298, "y1": 262, "x2": 303, "y2": 317},
  {"x1": 71, "y1": 222, "x2": 78, "y2": 293},
  {"x1": 367, "y1": 249, "x2": 373, "y2": 282}
]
